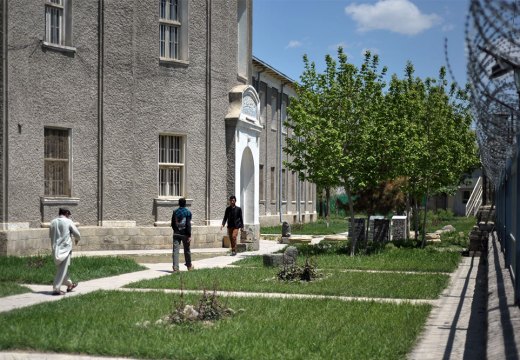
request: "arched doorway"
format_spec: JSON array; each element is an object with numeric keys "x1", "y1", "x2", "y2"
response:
[{"x1": 240, "y1": 147, "x2": 254, "y2": 224}]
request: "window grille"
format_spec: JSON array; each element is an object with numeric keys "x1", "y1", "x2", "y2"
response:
[
  {"x1": 159, "y1": 0, "x2": 181, "y2": 60},
  {"x1": 45, "y1": 0, "x2": 63, "y2": 45},
  {"x1": 159, "y1": 135, "x2": 184, "y2": 197},
  {"x1": 44, "y1": 128, "x2": 70, "y2": 196}
]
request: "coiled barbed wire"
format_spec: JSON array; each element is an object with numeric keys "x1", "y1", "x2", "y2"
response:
[{"x1": 466, "y1": 0, "x2": 520, "y2": 186}]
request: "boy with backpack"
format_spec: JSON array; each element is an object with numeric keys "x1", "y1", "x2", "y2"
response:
[{"x1": 171, "y1": 198, "x2": 193, "y2": 272}]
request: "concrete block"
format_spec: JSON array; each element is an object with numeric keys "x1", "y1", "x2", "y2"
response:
[{"x1": 263, "y1": 253, "x2": 284, "y2": 267}]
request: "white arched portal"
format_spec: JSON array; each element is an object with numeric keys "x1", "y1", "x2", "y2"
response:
[
  {"x1": 240, "y1": 147, "x2": 255, "y2": 224},
  {"x1": 226, "y1": 85, "x2": 262, "y2": 226}
]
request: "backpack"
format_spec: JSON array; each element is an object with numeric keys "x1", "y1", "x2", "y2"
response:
[{"x1": 175, "y1": 210, "x2": 187, "y2": 232}]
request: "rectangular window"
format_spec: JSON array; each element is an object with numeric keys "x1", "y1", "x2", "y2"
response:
[
  {"x1": 281, "y1": 94, "x2": 288, "y2": 134},
  {"x1": 258, "y1": 82, "x2": 267, "y2": 126},
  {"x1": 270, "y1": 89, "x2": 278, "y2": 130},
  {"x1": 44, "y1": 128, "x2": 70, "y2": 196},
  {"x1": 159, "y1": 135, "x2": 185, "y2": 197},
  {"x1": 270, "y1": 167, "x2": 276, "y2": 202},
  {"x1": 45, "y1": 0, "x2": 63, "y2": 45},
  {"x1": 300, "y1": 180, "x2": 305, "y2": 203},
  {"x1": 45, "y1": 0, "x2": 72, "y2": 47},
  {"x1": 159, "y1": 0, "x2": 183, "y2": 60},
  {"x1": 259, "y1": 164, "x2": 264, "y2": 201},
  {"x1": 282, "y1": 169, "x2": 287, "y2": 202},
  {"x1": 291, "y1": 171, "x2": 296, "y2": 202}
]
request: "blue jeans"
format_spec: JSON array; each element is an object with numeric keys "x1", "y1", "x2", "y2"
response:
[{"x1": 172, "y1": 234, "x2": 192, "y2": 270}]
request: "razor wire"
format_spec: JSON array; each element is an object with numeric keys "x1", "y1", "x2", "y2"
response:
[{"x1": 466, "y1": 0, "x2": 520, "y2": 186}]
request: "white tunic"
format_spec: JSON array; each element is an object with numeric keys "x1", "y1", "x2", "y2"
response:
[{"x1": 49, "y1": 216, "x2": 81, "y2": 264}]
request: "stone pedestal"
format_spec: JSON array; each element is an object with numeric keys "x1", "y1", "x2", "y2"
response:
[
  {"x1": 391, "y1": 215, "x2": 408, "y2": 241},
  {"x1": 373, "y1": 219, "x2": 390, "y2": 243},
  {"x1": 368, "y1": 216, "x2": 384, "y2": 242},
  {"x1": 348, "y1": 218, "x2": 365, "y2": 244}
]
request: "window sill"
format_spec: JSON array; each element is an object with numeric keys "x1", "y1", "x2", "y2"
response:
[
  {"x1": 260, "y1": 200, "x2": 265, "y2": 204},
  {"x1": 159, "y1": 58, "x2": 189, "y2": 67},
  {"x1": 159, "y1": 19, "x2": 181, "y2": 26},
  {"x1": 154, "y1": 198, "x2": 193, "y2": 206},
  {"x1": 42, "y1": 41, "x2": 76, "y2": 54},
  {"x1": 40, "y1": 197, "x2": 80, "y2": 207}
]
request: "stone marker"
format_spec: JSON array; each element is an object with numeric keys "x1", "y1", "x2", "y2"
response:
[
  {"x1": 348, "y1": 218, "x2": 366, "y2": 244},
  {"x1": 282, "y1": 221, "x2": 291, "y2": 237},
  {"x1": 391, "y1": 215, "x2": 407, "y2": 241},
  {"x1": 373, "y1": 218, "x2": 390, "y2": 243}
]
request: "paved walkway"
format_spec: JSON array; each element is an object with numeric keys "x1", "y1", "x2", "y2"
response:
[{"x1": 0, "y1": 236, "x2": 517, "y2": 359}]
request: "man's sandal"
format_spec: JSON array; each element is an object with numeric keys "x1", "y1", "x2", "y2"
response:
[
  {"x1": 66, "y1": 283, "x2": 78, "y2": 292},
  {"x1": 52, "y1": 290, "x2": 65, "y2": 296}
]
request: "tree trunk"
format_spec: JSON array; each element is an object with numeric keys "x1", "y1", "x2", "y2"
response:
[
  {"x1": 325, "y1": 187, "x2": 331, "y2": 228},
  {"x1": 346, "y1": 187, "x2": 357, "y2": 256},
  {"x1": 413, "y1": 197, "x2": 419, "y2": 242}
]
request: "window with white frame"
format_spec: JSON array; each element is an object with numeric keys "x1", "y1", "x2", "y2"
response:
[
  {"x1": 258, "y1": 82, "x2": 267, "y2": 125},
  {"x1": 44, "y1": 128, "x2": 71, "y2": 196},
  {"x1": 282, "y1": 169, "x2": 287, "y2": 202},
  {"x1": 270, "y1": 167, "x2": 276, "y2": 202},
  {"x1": 159, "y1": 0, "x2": 188, "y2": 61},
  {"x1": 45, "y1": 0, "x2": 72, "y2": 47},
  {"x1": 281, "y1": 94, "x2": 288, "y2": 134},
  {"x1": 259, "y1": 164, "x2": 264, "y2": 201},
  {"x1": 291, "y1": 171, "x2": 296, "y2": 202},
  {"x1": 270, "y1": 89, "x2": 278, "y2": 130},
  {"x1": 159, "y1": 135, "x2": 185, "y2": 197}
]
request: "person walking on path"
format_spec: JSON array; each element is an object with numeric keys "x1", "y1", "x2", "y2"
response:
[
  {"x1": 171, "y1": 198, "x2": 193, "y2": 272},
  {"x1": 221, "y1": 195, "x2": 243, "y2": 256},
  {"x1": 49, "y1": 208, "x2": 81, "y2": 295}
]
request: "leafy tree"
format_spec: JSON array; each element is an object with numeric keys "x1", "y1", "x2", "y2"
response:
[
  {"x1": 385, "y1": 64, "x2": 479, "y2": 246},
  {"x1": 284, "y1": 55, "x2": 342, "y2": 225}
]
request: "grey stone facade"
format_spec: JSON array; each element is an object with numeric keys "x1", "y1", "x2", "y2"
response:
[
  {"x1": 252, "y1": 57, "x2": 317, "y2": 225},
  {"x1": 0, "y1": 1, "x2": 316, "y2": 256}
]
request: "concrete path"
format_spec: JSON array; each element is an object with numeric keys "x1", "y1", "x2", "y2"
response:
[
  {"x1": 0, "y1": 238, "x2": 497, "y2": 360},
  {"x1": 407, "y1": 254, "x2": 486, "y2": 360}
]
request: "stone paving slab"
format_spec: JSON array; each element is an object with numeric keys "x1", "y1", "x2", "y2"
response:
[
  {"x1": 407, "y1": 255, "x2": 485, "y2": 360},
  {"x1": 486, "y1": 233, "x2": 520, "y2": 359}
]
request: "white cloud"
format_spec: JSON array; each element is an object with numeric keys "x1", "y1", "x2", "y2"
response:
[
  {"x1": 286, "y1": 40, "x2": 303, "y2": 49},
  {"x1": 345, "y1": 0, "x2": 441, "y2": 35},
  {"x1": 442, "y1": 24, "x2": 455, "y2": 32}
]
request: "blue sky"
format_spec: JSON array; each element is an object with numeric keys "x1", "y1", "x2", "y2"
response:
[{"x1": 253, "y1": 0, "x2": 470, "y2": 86}]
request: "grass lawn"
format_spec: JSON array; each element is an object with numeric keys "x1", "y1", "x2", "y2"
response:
[
  {"x1": 0, "y1": 255, "x2": 145, "y2": 297},
  {"x1": 237, "y1": 244, "x2": 461, "y2": 273},
  {"x1": 0, "y1": 290, "x2": 431, "y2": 360},
  {"x1": 126, "y1": 266, "x2": 449, "y2": 299},
  {"x1": 261, "y1": 216, "x2": 350, "y2": 235},
  {"x1": 0, "y1": 282, "x2": 31, "y2": 297}
]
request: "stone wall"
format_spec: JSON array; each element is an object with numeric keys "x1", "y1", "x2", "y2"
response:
[{"x1": 0, "y1": 225, "x2": 228, "y2": 256}]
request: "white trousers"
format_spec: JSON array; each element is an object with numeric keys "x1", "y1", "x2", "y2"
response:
[{"x1": 53, "y1": 253, "x2": 73, "y2": 292}]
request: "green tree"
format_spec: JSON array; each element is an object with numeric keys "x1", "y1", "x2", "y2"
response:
[
  {"x1": 386, "y1": 64, "x2": 479, "y2": 246},
  {"x1": 284, "y1": 55, "x2": 342, "y2": 225}
]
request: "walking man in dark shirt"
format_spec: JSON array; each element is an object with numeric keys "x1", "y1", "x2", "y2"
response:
[
  {"x1": 221, "y1": 195, "x2": 244, "y2": 256},
  {"x1": 171, "y1": 198, "x2": 193, "y2": 272}
]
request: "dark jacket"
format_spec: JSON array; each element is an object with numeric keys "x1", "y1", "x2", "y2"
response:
[
  {"x1": 171, "y1": 207, "x2": 192, "y2": 237},
  {"x1": 222, "y1": 206, "x2": 243, "y2": 229}
]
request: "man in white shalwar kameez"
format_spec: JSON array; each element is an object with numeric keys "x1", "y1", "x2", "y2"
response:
[{"x1": 50, "y1": 208, "x2": 81, "y2": 295}]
